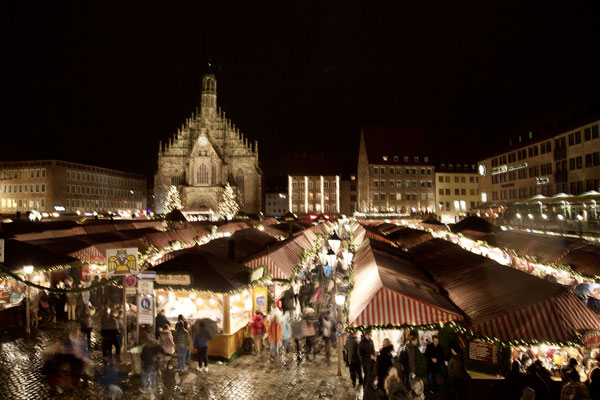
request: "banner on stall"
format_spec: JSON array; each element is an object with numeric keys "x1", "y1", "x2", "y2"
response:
[
  {"x1": 106, "y1": 248, "x2": 138, "y2": 276},
  {"x1": 582, "y1": 330, "x2": 600, "y2": 348}
]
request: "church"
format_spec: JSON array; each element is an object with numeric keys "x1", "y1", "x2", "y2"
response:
[{"x1": 154, "y1": 73, "x2": 262, "y2": 218}]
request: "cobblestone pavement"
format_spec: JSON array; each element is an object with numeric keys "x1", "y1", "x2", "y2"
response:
[{"x1": 0, "y1": 319, "x2": 366, "y2": 400}]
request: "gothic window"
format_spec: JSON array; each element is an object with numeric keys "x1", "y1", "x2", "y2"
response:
[
  {"x1": 211, "y1": 164, "x2": 217, "y2": 184},
  {"x1": 199, "y1": 164, "x2": 208, "y2": 184}
]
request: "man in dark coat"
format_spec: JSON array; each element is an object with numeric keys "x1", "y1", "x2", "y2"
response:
[
  {"x1": 345, "y1": 331, "x2": 363, "y2": 387},
  {"x1": 155, "y1": 310, "x2": 170, "y2": 338},
  {"x1": 281, "y1": 290, "x2": 295, "y2": 314},
  {"x1": 358, "y1": 330, "x2": 376, "y2": 386},
  {"x1": 425, "y1": 335, "x2": 445, "y2": 394},
  {"x1": 399, "y1": 335, "x2": 419, "y2": 389}
]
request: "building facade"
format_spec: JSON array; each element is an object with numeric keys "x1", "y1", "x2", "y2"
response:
[
  {"x1": 154, "y1": 74, "x2": 262, "y2": 217},
  {"x1": 288, "y1": 175, "x2": 340, "y2": 215},
  {"x1": 357, "y1": 127, "x2": 436, "y2": 214},
  {"x1": 478, "y1": 119, "x2": 600, "y2": 204},
  {"x1": 435, "y1": 163, "x2": 480, "y2": 223},
  {"x1": 340, "y1": 174, "x2": 358, "y2": 216},
  {"x1": 265, "y1": 193, "x2": 289, "y2": 216},
  {"x1": 0, "y1": 160, "x2": 147, "y2": 214}
]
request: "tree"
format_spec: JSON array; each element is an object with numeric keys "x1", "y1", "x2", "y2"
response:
[
  {"x1": 164, "y1": 185, "x2": 182, "y2": 213},
  {"x1": 218, "y1": 183, "x2": 239, "y2": 221}
]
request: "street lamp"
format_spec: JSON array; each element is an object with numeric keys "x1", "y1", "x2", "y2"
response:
[
  {"x1": 327, "y1": 248, "x2": 337, "y2": 270},
  {"x1": 23, "y1": 265, "x2": 34, "y2": 334},
  {"x1": 328, "y1": 232, "x2": 342, "y2": 255},
  {"x1": 341, "y1": 250, "x2": 353, "y2": 271},
  {"x1": 335, "y1": 293, "x2": 346, "y2": 377}
]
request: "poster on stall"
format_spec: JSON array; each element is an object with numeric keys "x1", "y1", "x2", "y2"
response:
[
  {"x1": 106, "y1": 248, "x2": 138, "y2": 276},
  {"x1": 468, "y1": 340, "x2": 498, "y2": 364}
]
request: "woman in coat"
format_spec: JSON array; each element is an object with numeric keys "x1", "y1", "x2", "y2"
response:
[
  {"x1": 158, "y1": 324, "x2": 175, "y2": 356},
  {"x1": 173, "y1": 321, "x2": 191, "y2": 372},
  {"x1": 281, "y1": 310, "x2": 292, "y2": 353},
  {"x1": 375, "y1": 338, "x2": 395, "y2": 392},
  {"x1": 267, "y1": 314, "x2": 283, "y2": 359}
]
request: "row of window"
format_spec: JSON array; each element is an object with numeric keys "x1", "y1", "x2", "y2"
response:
[
  {"x1": 292, "y1": 193, "x2": 337, "y2": 200},
  {"x1": 291, "y1": 204, "x2": 337, "y2": 213},
  {"x1": 1, "y1": 168, "x2": 46, "y2": 180},
  {"x1": 380, "y1": 156, "x2": 429, "y2": 163},
  {"x1": 438, "y1": 175, "x2": 478, "y2": 184},
  {"x1": 373, "y1": 180, "x2": 433, "y2": 189},
  {"x1": 373, "y1": 167, "x2": 432, "y2": 176},
  {"x1": 439, "y1": 164, "x2": 476, "y2": 171},
  {"x1": 66, "y1": 185, "x2": 142, "y2": 198},
  {"x1": 567, "y1": 153, "x2": 600, "y2": 170},
  {"x1": 0, "y1": 198, "x2": 45, "y2": 211},
  {"x1": 438, "y1": 200, "x2": 478, "y2": 212},
  {"x1": 372, "y1": 193, "x2": 434, "y2": 201},
  {"x1": 64, "y1": 199, "x2": 144, "y2": 211},
  {"x1": 1, "y1": 183, "x2": 45, "y2": 194},
  {"x1": 567, "y1": 125, "x2": 600, "y2": 145},
  {"x1": 291, "y1": 181, "x2": 336, "y2": 189},
  {"x1": 66, "y1": 169, "x2": 144, "y2": 188},
  {"x1": 438, "y1": 188, "x2": 479, "y2": 196}
]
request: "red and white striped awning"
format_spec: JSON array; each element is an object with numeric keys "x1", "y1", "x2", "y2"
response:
[
  {"x1": 472, "y1": 291, "x2": 600, "y2": 343},
  {"x1": 72, "y1": 246, "x2": 105, "y2": 264},
  {"x1": 245, "y1": 255, "x2": 287, "y2": 280},
  {"x1": 351, "y1": 287, "x2": 464, "y2": 327}
]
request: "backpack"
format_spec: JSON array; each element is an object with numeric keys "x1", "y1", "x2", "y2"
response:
[{"x1": 302, "y1": 320, "x2": 316, "y2": 337}]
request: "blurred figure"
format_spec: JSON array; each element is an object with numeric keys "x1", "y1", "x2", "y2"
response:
[
  {"x1": 281, "y1": 310, "x2": 292, "y2": 354},
  {"x1": 561, "y1": 358, "x2": 580, "y2": 383},
  {"x1": 345, "y1": 330, "x2": 363, "y2": 388},
  {"x1": 447, "y1": 345, "x2": 467, "y2": 400},
  {"x1": 66, "y1": 290, "x2": 78, "y2": 321},
  {"x1": 116, "y1": 310, "x2": 125, "y2": 351},
  {"x1": 302, "y1": 308, "x2": 319, "y2": 361},
  {"x1": 80, "y1": 303, "x2": 95, "y2": 350},
  {"x1": 62, "y1": 327, "x2": 91, "y2": 388},
  {"x1": 101, "y1": 307, "x2": 120, "y2": 361},
  {"x1": 155, "y1": 310, "x2": 170, "y2": 338},
  {"x1": 101, "y1": 359, "x2": 123, "y2": 400},
  {"x1": 506, "y1": 360, "x2": 525, "y2": 400},
  {"x1": 267, "y1": 314, "x2": 282, "y2": 360},
  {"x1": 359, "y1": 330, "x2": 376, "y2": 390},
  {"x1": 561, "y1": 368, "x2": 591, "y2": 399},
  {"x1": 140, "y1": 338, "x2": 163, "y2": 400},
  {"x1": 320, "y1": 310, "x2": 335, "y2": 363},
  {"x1": 399, "y1": 335, "x2": 420, "y2": 389},
  {"x1": 30, "y1": 287, "x2": 40, "y2": 329},
  {"x1": 588, "y1": 367, "x2": 600, "y2": 400},
  {"x1": 375, "y1": 338, "x2": 394, "y2": 392},
  {"x1": 384, "y1": 367, "x2": 410, "y2": 399},
  {"x1": 177, "y1": 314, "x2": 189, "y2": 331},
  {"x1": 248, "y1": 311, "x2": 266, "y2": 355},
  {"x1": 159, "y1": 324, "x2": 175, "y2": 356},
  {"x1": 425, "y1": 335, "x2": 445, "y2": 395},
  {"x1": 173, "y1": 321, "x2": 191, "y2": 372}
]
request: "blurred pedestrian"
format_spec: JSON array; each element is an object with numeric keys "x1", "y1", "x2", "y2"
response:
[
  {"x1": 399, "y1": 335, "x2": 420, "y2": 389},
  {"x1": 375, "y1": 338, "x2": 394, "y2": 392},
  {"x1": 385, "y1": 367, "x2": 410, "y2": 399},
  {"x1": 177, "y1": 314, "x2": 189, "y2": 331},
  {"x1": 267, "y1": 313, "x2": 282, "y2": 360},
  {"x1": 193, "y1": 323, "x2": 210, "y2": 372},
  {"x1": 249, "y1": 311, "x2": 266, "y2": 355},
  {"x1": 346, "y1": 330, "x2": 363, "y2": 387},
  {"x1": 140, "y1": 338, "x2": 163, "y2": 400},
  {"x1": 359, "y1": 330, "x2": 376, "y2": 389},
  {"x1": 159, "y1": 324, "x2": 175, "y2": 356},
  {"x1": 302, "y1": 308, "x2": 319, "y2": 361},
  {"x1": 63, "y1": 327, "x2": 90, "y2": 388},
  {"x1": 561, "y1": 368, "x2": 590, "y2": 399},
  {"x1": 66, "y1": 290, "x2": 78, "y2": 321},
  {"x1": 173, "y1": 321, "x2": 191, "y2": 372},
  {"x1": 425, "y1": 335, "x2": 445, "y2": 395},
  {"x1": 447, "y1": 345, "x2": 467, "y2": 400},
  {"x1": 80, "y1": 303, "x2": 95, "y2": 350},
  {"x1": 30, "y1": 287, "x2": 40, "y2": 329},
  {"x1": 281, "y1": 310, "x2": 292, "y2": 353},
  {"x1": 116, "y1": 310, "x2": 125, "y2": 350},
  {"x1": 155, "y1": 310, "x2": 170, "y2": 338}
]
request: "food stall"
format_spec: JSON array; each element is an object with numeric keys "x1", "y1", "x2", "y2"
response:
[{"x1": 150, "y1": 246, "x2": 269, "y2": 359}]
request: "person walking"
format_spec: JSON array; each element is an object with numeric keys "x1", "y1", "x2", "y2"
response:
[
  {"x1": 30, "y1": 287, "x2": 40, "y2": 329},
  {"x1": 447, "y1": 345, "x2": 467, "y2": 400},
  {"x1": 302, "y1": 308, "x2": 319, "y2": 361},
  {"x1": 346, "y1": 331, "x2": 363, "y2": 388},
  {"x1": 281, "y1": 310, "x2": 292, "y2": 354},
  {"x1": 359, "y1": 330, "x2": 376, "y2": 388},
  {"x1": 320, "y1": 310, "x2": 335, "y2": 363},
  {"x1": 249, "y1": 311, "x2": 266, "y2": 355},
  {"x1": 116, "y1": 310, "x2": 125, "y2": 352},
  {"x1": 155, "y1": 310, "x2": 170, "y2": 339},
  {"x1": 267, "y1": 314, "x2": 283, "y2": 360},
  {"x1": 101, "y1": 308, "x2": 120, "y2": 361},
  {"x1": 66, "y1": 290, "x2": 78, "y2": 321},
  {"x1": 399, "y1": 335, "x2": 419, "y2": 389},
  {"x1": 173, "y1": 321, "x2": 191, "y2": 372},
  {"x1": 424, "y1": 335, "x2": 445, "y2": 395},
  {"x1": 80, "y1": 303, "x2": 95, "y2": 351},
  {"x1": 375, "y1": 338, "x2": 395, "y2": 392},
  {"x1": 140, "y1": 338, "x2": 163, "y2": 400},
  {"x1": 177, "y1": 314, "x2": 189, "y2": 331},
  {"x1": 90, "y1": 275, "x2": 99, "y2": 307}
]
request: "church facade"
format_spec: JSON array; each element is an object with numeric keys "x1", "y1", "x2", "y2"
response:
[{"x1": 154, "y1": 74, "x2": 262, "y2": 218}]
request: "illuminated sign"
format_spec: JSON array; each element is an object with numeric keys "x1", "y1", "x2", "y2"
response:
[
  {"x1": 106, "y1": 248, "x2": 138, "y2": 276},
  {"x1": 535, "y1": 177, "x2": 550, "y2": 185},
  {"x1": 54, "y1": 206, "x2": 65, "y2": 211},
  {"x1": 478, "y1": 165, "x2": 486, "y2": 177},
  {"x1": 490, "y1": 162, "x2": 528, "y2": 175},
  {"x1": 155, "y1": 274, "x2": 191, "y2": 286}
]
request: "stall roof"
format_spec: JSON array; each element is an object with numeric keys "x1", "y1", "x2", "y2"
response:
[
  {"x1": 409, "y1": 239, "x2": 600, "y2": 342},
  {"x1": 151, "y1": 246, "x2": 251, "y2": 292},
  {"x1": 349, "y1": 239, "x2": 463, "y2": 327},
  {"x1": 244, "y1": 233, "x2": 313, "y2": 280},
  {"x1": 0, "y1": 239, "x2": 79, "y2": 274},
  {"x1": 451, "y1": 216, "x2": 500, "y2": 234},
  {"x1": 386, "y1": 228, "x2": 434, "y2": 249}
]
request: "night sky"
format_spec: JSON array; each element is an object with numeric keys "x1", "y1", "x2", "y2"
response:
[{"x1": 3, "y1": 1, "x2": 600, "y2": 181}]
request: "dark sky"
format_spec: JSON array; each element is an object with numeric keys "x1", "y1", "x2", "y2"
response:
[{"x1": 3, "y1": 1, "x2": 600, "y2": 180}]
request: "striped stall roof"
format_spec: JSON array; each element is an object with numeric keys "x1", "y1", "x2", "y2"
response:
[
  {"x1": 351, "y1": 287, "x2": 463, "y2": 327},
  {"x1": 245, "y1": 255, "x2": 286, "y2": 280}
]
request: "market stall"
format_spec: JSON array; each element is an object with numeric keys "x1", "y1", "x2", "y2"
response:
[
  {"x1": 151, "y1": 247, "x2": 268, "y2": 358},
  {"x1": 0, "y1": 239, "x2": 79, "y2": 328}
]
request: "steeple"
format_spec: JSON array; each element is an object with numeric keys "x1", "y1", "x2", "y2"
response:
[{"x1": 201, "y1": 73, "x2": 217, "y2": 120}]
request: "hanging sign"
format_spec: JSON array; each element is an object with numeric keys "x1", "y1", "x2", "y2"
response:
[
  {"x1": 468, "y1": 340, "x2": 498, "y2": 364},
  {"x1": 250, "y1": 266, "x2": 265, "y2": 282},
  {"x1": 106, "y1": 248, "x2": 138, "y2": 276},
  {"x1": 155, "y1": 274, "x2": 191, "y2": 286},
  {"x1": 138, "y1": 296, "x2": 154, "y2": 325}
]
